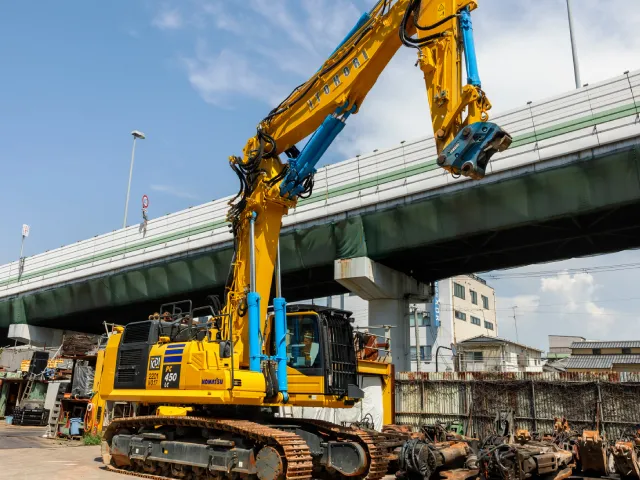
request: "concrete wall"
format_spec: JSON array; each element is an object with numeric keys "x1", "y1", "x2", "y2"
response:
[{"x1": 549, "y1": 335, "x2": 585, "y2": 353}]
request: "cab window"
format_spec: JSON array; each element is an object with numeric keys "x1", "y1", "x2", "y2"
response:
[{"x1": 286, "y1": 315, "x2": 322, "y2": 369}]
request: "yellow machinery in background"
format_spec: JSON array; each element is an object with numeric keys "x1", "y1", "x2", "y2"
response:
[{"x1": 98, "y1": 1, "x2": 510, "y2": 478}]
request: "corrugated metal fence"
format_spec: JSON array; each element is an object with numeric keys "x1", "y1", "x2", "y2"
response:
[{"x1": 395, "y1": 372, "x2": 640, "y2": 440}]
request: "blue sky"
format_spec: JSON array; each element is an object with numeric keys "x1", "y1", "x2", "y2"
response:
[{"x1": 1, "y1": 1, "x2": 640, "y2": 348}]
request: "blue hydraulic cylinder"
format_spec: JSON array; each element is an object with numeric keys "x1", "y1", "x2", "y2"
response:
[
  {"x1": 280, "y1": 112, "x2": 349, "y2": 198},
  {"x1": 273, "y1": 297, "x2": 288, "y2": 401},
  {"x1": 327, "y1": 12, "x2": 370, "y2": 60},
  {"x1": 459, "y1": 7, "x2": 481, "y2": 87},
  {"x1": 248, "y1": 291, "x2": 261, "y2": 372}
]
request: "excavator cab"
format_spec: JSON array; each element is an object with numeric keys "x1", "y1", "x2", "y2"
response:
[{"x1": 267, "y1": 304, "x2": 364, "y2": 402}]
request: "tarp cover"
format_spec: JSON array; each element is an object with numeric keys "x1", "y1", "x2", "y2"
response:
[{"x1": 71, "y1": 360, "x2": 94, "y2": 398}]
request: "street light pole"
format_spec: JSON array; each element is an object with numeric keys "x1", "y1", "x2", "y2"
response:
[
  {"x1": 123, "y1": 130, "x2": 145, "y2": 229},
  {"x1": 566, "y1": 0, "x2": 581, "y2": 89}
]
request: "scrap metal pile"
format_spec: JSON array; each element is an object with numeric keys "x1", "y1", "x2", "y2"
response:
[
  {"x1": 375, "y1": 415, "x2": 640, "y2": 480},
  {"x1": 378, "y1": 418, "x2": 574, "y2": 480}
]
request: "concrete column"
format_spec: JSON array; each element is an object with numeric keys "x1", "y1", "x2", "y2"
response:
[
  {"x1": 335, "y1": 257, "x2": 432, "y2": 372},
  {"x1": 7, "y1": 324, "x2": 85, "y2": 347}
]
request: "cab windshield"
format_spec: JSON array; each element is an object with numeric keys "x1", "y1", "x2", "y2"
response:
[{"x1": 285, "y1": 314, "x2": 322, "y2": 369}]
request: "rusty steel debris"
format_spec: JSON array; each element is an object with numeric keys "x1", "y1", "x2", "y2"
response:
[
  {"x1": 477, "y1": 428, "x2": 574, "y2": 480},
  {"x1": 611, "y1": 429, "x2": 640, "y2": 479},
  {"x1": 575, "y1": 430, "x2": 609, "y2": 476}
]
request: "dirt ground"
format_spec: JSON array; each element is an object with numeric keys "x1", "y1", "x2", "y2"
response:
[{"x1": 0, "y1": 423, "x2": 127, "y2": 480}]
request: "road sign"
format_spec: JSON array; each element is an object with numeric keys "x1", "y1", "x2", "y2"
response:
[
  {"x1": 22, "y1": 224, "x2": 30, "y2": 237},
  {"x1": 142, "y1": 194, "x2": 149, "y2": 210}
]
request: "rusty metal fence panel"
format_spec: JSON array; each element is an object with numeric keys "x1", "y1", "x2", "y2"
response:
[{"x1": 395, "y1": 372, "x2": 640, "y2": 440}]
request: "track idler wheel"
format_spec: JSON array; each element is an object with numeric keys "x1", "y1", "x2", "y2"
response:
[{"x1": 256, "y1": 446, "x2": 284, "y2": 480}]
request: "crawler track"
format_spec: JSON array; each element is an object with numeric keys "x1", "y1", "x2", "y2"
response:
[
  {"x1": 279, "y1": 418, "x2": 391, "y2": 480},
  {"x1": 104, "y1": 416, "x2": 313, "y2": 480}
]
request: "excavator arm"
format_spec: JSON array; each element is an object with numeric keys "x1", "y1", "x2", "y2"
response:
[{"x1": 223, "y1": 0, "x2": 511, "y2": 386}]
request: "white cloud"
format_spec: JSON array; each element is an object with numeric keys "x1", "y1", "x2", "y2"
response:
[
  {"x1": 493, "y1": 264, "x2": 640, "y2": 350},
  {"x1": 540, "y1": 272, "x2": 614, "y2": 336},
  {"x1": 152, "y1": 7, "x2": 183, "y2": 30},
  {"x1": 199, "y1": 2, "x2": 243, "y2": 34},
  {"x1": 150, "y1": 184, "x2": 197, "y2": 200},
  {"x1": 248, "y1": 0, "x2": 318, "y2": 54},
  {"x1": 182, "y1": 46, "x2": 284, "y2": 107}
]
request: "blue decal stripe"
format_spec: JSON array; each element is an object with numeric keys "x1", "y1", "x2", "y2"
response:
[
  {"x1": 164, "y1": 355, "x2": 183, "y2": 363},
  {"x1": 166, "y1": 347, "x2": 184, "y2": 352},
  {"x1": 167, "y1": 343, "x2": 186, "y2": 347}
]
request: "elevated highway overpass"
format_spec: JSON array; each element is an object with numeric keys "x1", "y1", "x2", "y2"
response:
[{"x1": 1, "y1": 70, "x2": 640, "y2": 335}]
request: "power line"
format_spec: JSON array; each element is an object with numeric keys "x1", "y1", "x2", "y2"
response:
[{"x1": 484, "y1": 261, "x2": 640, "y2": 280}]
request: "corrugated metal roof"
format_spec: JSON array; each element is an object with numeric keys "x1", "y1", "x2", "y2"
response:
[
  {"x1": 570, "y1": 340, "x2": 640, "y2": 349},
  {"x1": 565, "y1": 355, "x2": 640, "y2": 370},
  {"x1": 457, "y1": 335, "x2": 543, "y2": 352}
]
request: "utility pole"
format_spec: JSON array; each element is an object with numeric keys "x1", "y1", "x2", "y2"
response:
[
  {"x1": 412, "y1": 306, "x2": 421, "y2": 372},
  {"x1": 566, "y1": 0, "x2": 581, "y2": 89},
  {"x1": 512, "y1": 306, "x2": 520, "y2": 344}
]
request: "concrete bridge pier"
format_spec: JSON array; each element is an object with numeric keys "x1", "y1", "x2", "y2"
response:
[
  {"x1": 8, "y1": 324, "x2": 72, "y2": 348},
  {"x1": 334, "y1": 257, "x2": 432, "y2": 371}
]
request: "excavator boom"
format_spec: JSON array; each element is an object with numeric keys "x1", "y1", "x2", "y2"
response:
[{"x1": 224, "y1": 0, "x2": 511, "y2": 383}]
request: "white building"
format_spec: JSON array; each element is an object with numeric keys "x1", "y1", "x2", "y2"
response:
[
  {"x1": 308, "y1": 274, "x2": 498, "y2": 372},
  {"x1": 456, "y1": 335, "x2": 544, "y2": 372}
]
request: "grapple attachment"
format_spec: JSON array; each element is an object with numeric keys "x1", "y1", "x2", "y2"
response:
[{"x1": 437, "y1": 122, "x2": 512, "y2": 180}]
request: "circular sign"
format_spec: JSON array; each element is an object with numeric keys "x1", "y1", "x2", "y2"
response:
[{"x1": 142, "y1": 194, "x2": 149, "y2": 210}]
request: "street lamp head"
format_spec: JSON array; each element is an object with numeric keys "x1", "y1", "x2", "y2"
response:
[{"x1": 131, "y1": 130, "x2": 146, "y2": 140}]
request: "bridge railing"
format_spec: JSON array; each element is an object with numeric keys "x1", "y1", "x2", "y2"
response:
[{"x1": 1, "y1": 70, "x2": 639, "y2": 299}]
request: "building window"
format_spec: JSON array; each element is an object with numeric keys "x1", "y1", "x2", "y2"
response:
[
  {"x1": 484, "y1": 321, "x2": 494, "y2": 330},
  {"x1": 410, "y1": 346, "x2": 417, "y2": 360},
  {"x1": 466, "y1": 351, "x2": 483, "y2": 361},
  {"x1": 623, "y1": 348, "x2": 632, "y2": 355},
  {"x1": 471, "y1": 316, "x2": 481, "y2": 326},
  {"x1": 470, "y1": 290, "x2": 478, "y2": 305},
  {"x1": 420, "y1": 346, "x2": 432, "y2": 361},
  {"x1": 411, "y1": 311, "x2": 432, "y2": 326},
  {"x1": 593, "y1": 348, "x2": 601, "y2": 355},
  {"x1": 454, "y1": 310, "x2": 467, "y2": 321},
  {"x1": 482, "y1": 295, "x2": 489, "y2": 309},
  {"x1": 454, "y1": 282, "x2": 465, "y2": 299}
]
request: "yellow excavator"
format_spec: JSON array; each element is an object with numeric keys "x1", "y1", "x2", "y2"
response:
[{"x1": 96, "y1": 1, "x2": 511, "y2": 478}]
